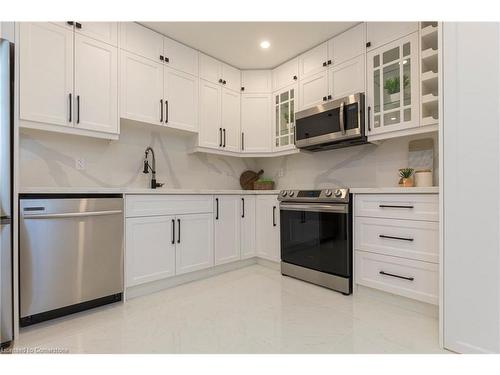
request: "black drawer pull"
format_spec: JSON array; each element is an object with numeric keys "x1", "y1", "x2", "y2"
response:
[
  {"x1": 177, "y1": 219, "x2": 181, "y2": 244},
  {"x1": 241, "y1": 198, "x2": 245, "y2": 218},
  {"x1": 272, "y1": 206, "x2": 276, "y2": 227},
  {"x1": 379, "y1": 205, "x2": 414, "y2": 209},
  {"x1": 379, "y1": 234, "x2": 414, "y2": 242},
  {"x1": 215, "y1": 198, "x2": 219, "y2": 220},
  {"x1": 171, "y1": 219, "x2": 175, "y2": 244},
  {"x1": 379, "y1": 271, "x2": 414, "y2": 281}
]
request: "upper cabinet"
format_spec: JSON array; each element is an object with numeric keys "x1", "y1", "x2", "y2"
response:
[
  {"x1": 329, "y1": 54, "x2": 365, "y2": 100},
  {"x1": 164, "y1": 67, "x2": 199, "y2": 132},
  {"x1": 241, "y1": 70, "x2": 272, "y2": 94},
  {"x1": 272, "y1": 58, "x2": 299, "y2": 91},
  {"x1": 241, "y1": 93, "x2": 272, "y2": 153},
  {"x1": 73, "y1": 22, "x2": 118, "y2": 46},
  {"x1": 162, "y1": 36, "x2": 198, "y2": 76},
  {"x1": 298, "y1": 42, "x2": 329, "y2": 78},
  {"x1": 366, "y1": 22, "x2": 419, "y2": 51},
  {"x1": 273, "y1": 84, "x2": 297, "y2": 151},
  {"x1": 120, "y1": 22, "x2": 164, "y2": 63},
  {"x1": 221, "y1": 63, "x2": 241, "y2": 92},
  {"x1": 199, "y1": 53, "x2": 241, "y2": 92},
  {"x1": 328, "y1": 23, "x2": 365, "y2": 66}
]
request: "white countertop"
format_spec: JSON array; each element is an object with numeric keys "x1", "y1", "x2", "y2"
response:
[{"x1": 350, "y1": 186, "x2": 439, "y2": 194}]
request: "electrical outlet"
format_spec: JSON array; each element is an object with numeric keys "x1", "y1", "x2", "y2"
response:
[
  {"x1": 75, "y1": 158, "x2": 86, "y2": 170},
  {"x1": 278, "y1": 168, "x2": 284, "y2": 178}
]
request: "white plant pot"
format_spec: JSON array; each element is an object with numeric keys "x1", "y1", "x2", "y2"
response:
[{"x1": 389, "y1": 93, "x2": 400, "y2": 103}]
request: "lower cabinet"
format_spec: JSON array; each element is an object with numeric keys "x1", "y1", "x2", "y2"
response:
[
  {"x1": 214, "y1": 195, "x2": 241, "y2": 265},
  {"x1": 256, "y1": 195, "x2": 280, "y2": 261}
]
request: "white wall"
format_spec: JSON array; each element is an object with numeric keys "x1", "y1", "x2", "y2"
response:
[
  {"x1": 19, "y1": 121, "x2": 258, "y2": 189},
  {"x1": 257, "y1": 133, "x2": 438, "y2": 190},
  {"x1": 443, "y1": 22, "x2": 500, "y2": 354}
]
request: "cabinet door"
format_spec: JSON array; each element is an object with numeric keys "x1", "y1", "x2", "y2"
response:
[
  {"x1": 214, "y1": 196, "x2": 241, "y2": 265},
  {"x1": 367, "y1": 32, "x2": 419, "y2": 136},
  {"x1": 221, "y1": 88, "x2": 241, "y2": 152},
  {"x1": 256, "y1": 196, "x2": 280, "y2": 262},
  {"x1": 272, "y1": 58, "x2": 299, "y2": 91},
  {"x1": 298, "y1": 70, "x2": 329, "y2": 110},
  {"x1": 19, "y1": 22, "x2": 74, "y2": 127},
  {"x1": 241, "y1": 70, "x2": 272, "y2": 93},
  {"x1": 74, "y1": 34, "x2": 118, "y2": 134},
  {"x1": 328, "y1": 23, "x2": 365, "y2": 66},
  {"x1": 366, "y1": 22, "x2": 419, "y2": 51},
  {"x1": 163, "y1": 36, "x2": 198, "y2": 76},
  {"x1": 120, "y1": 51, "x2": 164, "y2": 125},
  {"x1": 298, "y1": 42, "x2": 328, "y2": 78},
  {"x1": 120, "y1": 22, "x2": 164, "y2": 63},
  {"x1": 241, "y1": 196, "x2": 256, "y2": 259},
  {"x1": 126, "y1": 216, "x2": 176, "y2": 287},
  {"x1": 222, "y1": 63, "x2": 241, "y2": 92},
  {"x1": 199, "y1": 53, "x2": 221, "y2": 84},
  {"x1": 199, "y1": 79, "x2": 222, "y2": 149},
  {"x1": 175, "y1": 213, "x2": 214, "y2": 275},
  {"x1": 329, "y1": 54, "x2": 365, "y2": 100},
  {"x1": 273, "y1": 84, "x2": 297, "y2": 151},
  {"x1": 241, "y1": 94, "x2": 272, "y2": 153},
  {"x1": 164, "y1": 67, "x2": 198, "y2": 132},
  {"x1": 75, "y1": 22, "x2": 118, "y2": 45}
]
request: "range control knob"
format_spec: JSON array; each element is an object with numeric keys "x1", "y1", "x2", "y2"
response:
[
  {"x1": 334, "y1": 189, "x2": 343, "y2": 197},
  {"x1": 281, "y1": 191, "x2": 287, "y2": 197},
  {"x1": 288, "y1": 190, "x2": 295, "y2": 197},
  {"x1": 324, "y1": 189, "x2": 333, "y2": 197}
]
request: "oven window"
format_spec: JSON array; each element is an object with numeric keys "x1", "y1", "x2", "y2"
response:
[
  {"x1": 296, "y1": 107, "x2": 341, "y2": 141},
  {"x1": 345, "y1": 102, "x2": 359, "y2": 131},
  {"x1": 280, "y1": 208, "x2": 351, "y2": 277}
]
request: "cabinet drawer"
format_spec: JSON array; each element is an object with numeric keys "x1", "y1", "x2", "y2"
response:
[
  {"x1": 355, "y1": 217, "x2": 439, "y2": 263},
  {"x1": 355, "y1": 251, "x2": 438, "y2": 305},
  {"x1": 354, "y1": 194, "x2": 438, "y2": 221},
  {"x1": 126, "y1": 195, "x2": 213, "y2": 217}
]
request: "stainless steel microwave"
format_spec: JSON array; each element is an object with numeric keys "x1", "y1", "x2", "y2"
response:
[{"x1": 295, "y1": 93, "x2": 367, "y2": 151}]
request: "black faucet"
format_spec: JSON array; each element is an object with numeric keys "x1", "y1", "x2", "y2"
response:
[{"x1": 143, "y1": 147, "x2": 164, "y2": 189}]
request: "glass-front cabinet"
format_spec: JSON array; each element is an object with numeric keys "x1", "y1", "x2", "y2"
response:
[
  {"x1": 273, "y1": 84, "x2": 297, "y2": 151},
  {"x1": 367, "y1": 32, "x2": 419, "y2": 135}
]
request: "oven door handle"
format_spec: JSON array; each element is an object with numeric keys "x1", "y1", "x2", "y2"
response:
[{"x1": 280, "y1": 203, "x2": 348, "y2": 214}]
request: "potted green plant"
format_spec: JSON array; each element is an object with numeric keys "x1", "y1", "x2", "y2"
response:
[
  {"x1": 253, "y1": 177, "x2": 275, "y2": 190},
  {"x1": 384, "y1": 77, "x2": 400, "y2": 103},
  {"x1": 398, "y1": 168, "x2": 415, "y2": 187}
]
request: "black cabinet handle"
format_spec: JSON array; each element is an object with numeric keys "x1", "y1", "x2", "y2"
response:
[
  {"x1": 66, "y1": 21, "x2": 74, "y2": 26},
  {"x1": 75, "y1": 22, "x2": 82, "y2": 29},
  {"x1": 241, "y1": 87, "x2": 245, "y2": 91},
  {"x1": 222, "y1": 80, "x2": 226, "y2": 85},
  {"x1": 322, "y1": 96, "x2": 327, "y2": 101},
  {"x1": 241, "y1": 132, "x2": 244, "y2": 150},
  {"x1": 241, "y1": 198, "x2": 245, "y2": 218},
  {"x1": 379, "y1": 234, "x2": 414, "y2": 242},
  {"x1": 68, "y1": 93, "x2": 72, "y2": 123},
  {"x1": 219, "y1": 128, "x2": 222, "y2": 147},
  {"x1": 368, "y1": 106, "x2": 371, "y2": 131},
  {"x1": 177, "y1": 219, "x2": 181, "y2": 244},
  {"x1": 160, "y1": 99, "x2": 163, "y2": 122},
  {"x1": 171, "y1": 219, "x2": 175, "y2": 244},
  {"x1": 327, "y1": 94, "x2": 332, "y2": 100},
  {"x1": 366, "y1": 41, "x2": 371, "y2": 48},
  {"x1": 379, "y1": 205, "x2": 414, "y2": 209},
  {"x1": 327, "y1": 59, "x2": 332, "y2": 65},
  {"x1": 165, "y1": 100, "x2": 168, "y2": 123},
  {"x1": 273, "y1": 206, "x2": 276, "y2": 227},
  {"x1": 223, "y1": 129, "x2": 226, "y2": 147},
  {"x1": 322, "y1": 61, "x2": 327, "y2": 67},
  {"x1": 379, "y1": 271, "x2": 414, "y2": 281},
  {"x1": 215, "y1": 198, "x2": 219, "y2": 220},
  {"x1": 218, "y1": 79, "x2": 223, "y2": 83},
  {"x1": 165, "y1": 57, "x2": 169, "y2": 63},
  {"x1": 76, "y1": 95, "x2": 80, "y2": 124},
  {"x1": 293, "y1": 75, "x2": 297, "y2": 80},
  {"x1": 160, "y1": 55, "x2": 164, "y2": 61}
]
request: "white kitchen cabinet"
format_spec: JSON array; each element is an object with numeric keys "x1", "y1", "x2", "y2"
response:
[
  {"x1": 367, "y1": 32, "x2": 420, "y2": 136},
  {"x1": 199, "y1": 79, "x2": 222, "y2": 149},
  {"x1": 329, "y1": 54, "x2": 365, "y2": 100},
  {"x1": 256, "y1": 195, "x2": 280, "y2": 262},
  {"x1": 241, "y1": 70, "x2": 272, "y2": 94},
  {"x1": 366, "y1": 22, "x2": 419, "y2": 51},
  {"x1": 214, "y1": 196, "x2": 241, "y2": 265},
  {"x1": 222, "y1": 63, "x2": 241, "y2": 92},
  {"x1": 328, "y1": 23, "x2": 365, "y2": 66},
  {"x1": 120, "y1": 51, "x2": 164, "y2": 125},
  {"x1": 164, "y1": 67, "x2": 198, "y2": 132},
  {"x1": 120, "y1": 22, "x2": 164, "y2": 63},
  {"x1": 74, "y1": 34, "x2": 118, "y2": 134},
  {"x1": 299, "y1": 42, "x2": 329, "y2": 78},
  {"x1": 241, "y1": 196, "x2": 256, "y2": 259},
  {"x1": 298, "y1": 70, "x2": 329, "y2": 110},
  {"x1": 74, "y1": 22, "x2": 118, "y2": 46},
  {"x1": 199, "y1": 53, "x2": 222, "y2": 84},
  {"x1": 126, "y1": 216, "x2": 176, "y2": 287},
  {"x1": 221, "y1": 88, "x2": 241, "y2": 151},
  {"x1": 241, "y1": 93, "x2": 272, "y2": 153},
  {"x1": 272, "y1": 57, "x2": 299, "y2": 91},
  {"x1": 273, "y1": 84, "x2": 297, "y2": 151},
  {"x1": 175, "y1": 213, "x2": 214, "y2": 275},
  {"x1": 19, "y1": 22, "x2": 74, "y2": 128},
  {"x1": 163, "y1": 36, "x2": 198, "y2": 76}
]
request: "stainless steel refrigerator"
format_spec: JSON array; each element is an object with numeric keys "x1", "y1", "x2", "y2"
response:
[{"x1": 0, "y1": 37, "x2": 14, "y2": 348}]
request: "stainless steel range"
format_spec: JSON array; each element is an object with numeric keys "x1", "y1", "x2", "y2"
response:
[{"x1": 279, "y1": 188, "x2": 352, "y2": 295}]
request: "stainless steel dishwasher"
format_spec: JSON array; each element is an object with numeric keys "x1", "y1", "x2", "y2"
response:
[{"x1": 19, "y1": 194, "x2": 124, "y2": 326}]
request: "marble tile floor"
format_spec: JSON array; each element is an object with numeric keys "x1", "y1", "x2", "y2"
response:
[{"x1": 13, "y1": 265, "x2": 449, "y2": 354}]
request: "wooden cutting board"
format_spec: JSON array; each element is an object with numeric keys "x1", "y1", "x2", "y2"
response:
[{"x1": 240, "y1": 169, "x2": 264, "y2": 190}]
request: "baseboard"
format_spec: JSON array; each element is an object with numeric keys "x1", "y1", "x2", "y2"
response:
[{"x1": 256, "y1": 257, "x2": 280, "y2": 270}]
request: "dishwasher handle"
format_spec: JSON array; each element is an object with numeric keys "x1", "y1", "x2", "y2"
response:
[{"x1": 23, "y1": 210, "x2": 123, "y2": 219}]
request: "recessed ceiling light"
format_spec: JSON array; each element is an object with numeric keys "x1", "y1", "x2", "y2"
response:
[{"x1": 260, "y1": 40, "x2": 271, "y2": 49}]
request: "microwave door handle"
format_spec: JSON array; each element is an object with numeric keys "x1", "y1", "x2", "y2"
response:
[{"x1": 339, "y1": 101, "x2": 346, "y2": 135}]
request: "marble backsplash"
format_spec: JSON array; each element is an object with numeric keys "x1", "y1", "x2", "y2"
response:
[{"x1": 19, "y1": 121, "x2": 438, "y2": 190}]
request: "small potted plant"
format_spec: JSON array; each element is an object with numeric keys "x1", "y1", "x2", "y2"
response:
[
  {"x1": 398, "y1": 168, "x2": 415, "y2": 187},
  {"x1": 384, "y1": 77, "x2": 400, "y2": 103},
  {"x1": 254, "y1": 177, "x2": 275, "y2": 190}
]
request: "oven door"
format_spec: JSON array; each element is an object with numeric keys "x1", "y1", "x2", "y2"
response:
[{"x1": 280, "y1": 202, "x2": 352, "y2": 278}]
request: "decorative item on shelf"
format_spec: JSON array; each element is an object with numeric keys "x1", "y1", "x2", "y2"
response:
[
  {"x1": 253, "y1": 177, "x2": 275, "y2": 190},
  {"x1": 384, "y1": 75, "x2": 409, "y2": 103},
  {"x1": 415, "y1": 169, "x2": 433, "y2": 187},
  {"x1": 398, "y1": 168, "x2": 415, "y2": 187},
  {"x1": 239, "y1": 169, "x2": 264, "y2": 190}
]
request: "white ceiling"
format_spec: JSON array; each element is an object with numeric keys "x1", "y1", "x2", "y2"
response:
[{"x1": 141, "y1": 22, "x2": 358, "y2": 69}]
